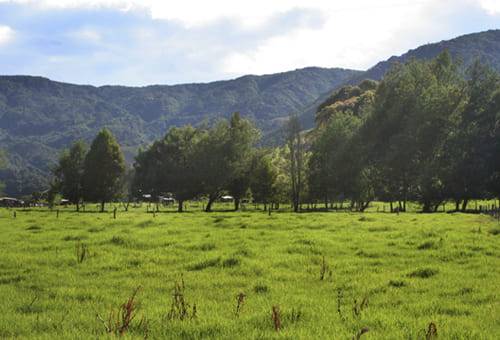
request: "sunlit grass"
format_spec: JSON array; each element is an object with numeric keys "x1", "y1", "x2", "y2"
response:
[{"x1": 0, "y1": 205, "x2": 498, "y2": 339}]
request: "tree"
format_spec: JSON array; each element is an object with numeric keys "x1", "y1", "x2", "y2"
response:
[
  {"x1": 194, "y1": 122, "x2": 230, "y2": 212},
  {"x1": 362, "y1": 51, "x2": 465, "y2": 212},
  {"x1": 286, "y1": 115, "x2": 305, "y2": 212},
  {"x1": 195, "y1": 113, "x2": 257, "y2": 212},
  {"x1": 249, "y1": 150, "x2": 278, "y2": 210},
  {"x1": 83, "y1": 129, "x2": 126, "y2": 212},
  {"x1": 0, "y1": 149, "x2": 6, "y2": 195},
  {"x1": 53, "y1": 141, "x2": 87, "y2": 211},
  {"x1": 226, "y1": 113, "x2": 259, "y2": 210},
  {"x1": 443, "y1": 61, "x2": 500, "y2": 210},
  {"x1": 134, "y1": 126, "x2": 203, "y2": 212}
]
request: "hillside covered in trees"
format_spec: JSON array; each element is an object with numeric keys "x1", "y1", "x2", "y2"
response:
[
  {"x1": 1, "y1": 29, "x2": 500, "y2": 197},
  {"x1": 0, "y1": 67, "x2": 359, "y2": 196},
  {"x1": 50, "y1": 51, "x2": 500, "y2": 214},
  {"x1": 295, "y1": 29, "x2": 500, "y2": 131}
]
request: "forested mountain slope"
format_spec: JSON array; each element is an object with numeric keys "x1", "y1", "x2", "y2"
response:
[
  {"x1": 0, "y1": 67, "x2": 360, "y2": 196},
  {"x1": 294, "y1": 29, "x2": 500, "y2": 132},
  {"x1": 2, "y1": 29, "x2": 500, "y2": 196}
]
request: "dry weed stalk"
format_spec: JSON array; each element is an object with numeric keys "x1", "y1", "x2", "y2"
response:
[
  {"x1": 271, "y1": 305, "x2": 281, "y2": 331},
  {"x1": 353, "y1": 296, "x2": 369, "y2": 317},
  {"x1": 426, "y1": 322, "x2": 438, "y2": 340},
  {"x1": 235, "y1": 292, "x2": 246, "y2": 317},
  {"x1": 75, "y1": 242, "x2": 88, "y2": 263},
  {"x1": 352, "y1": 326, "x2": 369, "y2": 340},
  {"x1": 96, "y1": 286, "x2": 142, "y2": 337},
  {"x1": 167, "y1": 277, "x2": 197, "y2": 321}
]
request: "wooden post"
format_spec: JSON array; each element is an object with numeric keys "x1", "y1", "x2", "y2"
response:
[{"x1": 113, "y1": 207, "x2": 117, "y2": 219}]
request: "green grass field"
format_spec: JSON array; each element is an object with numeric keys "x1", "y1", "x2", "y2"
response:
[{"x1": 0, "y1": 206, "x2": 499, "y2": 339}]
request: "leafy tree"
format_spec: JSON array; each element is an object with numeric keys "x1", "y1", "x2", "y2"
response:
[
  {"x1": 0, "y1": 149, "x2": 6, "y2": 195},
  {"x1": 443, "y1": 61, "x2": 500, "y2": 210},
  {"x1": 309, "y1": 112, "x2": 372, "y2": 211},
  {"x1": 249, "y1": 150, "x2": 278, "y2": 210},
  {"x1": 195, "y1": 113, "x2": 257, "y2": 212},
  {"x1": 134, "y1": 126, "x2": 203, "y2": 212},
  {"x1": 485, "y1": 87, "x2": 500, "y2": 201},
  {"x1": 83, "y1": 129, "x2": 126, "y2": 212},
  {"x1": 53, "y1": 141, "x2": 87, "y2": 211},
  {"x1": 286, "y1": 115, "x2": 306, "y2": 212},
  {"x1": 194, "y1": 122, "x2": 232, "y2": 212},
  {"x1": 362, "y1": 51, "x2": 465, "y2": 212},
  {"x1": 226, "y1": 113, "x2": 260, "y2": 210}
]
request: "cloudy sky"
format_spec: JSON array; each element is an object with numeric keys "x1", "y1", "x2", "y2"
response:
[{"x1": 0, "y1": 0, "x2": 499, "y2": 86}]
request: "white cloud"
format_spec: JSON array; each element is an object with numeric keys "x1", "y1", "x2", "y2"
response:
[
  {"x1": 478, "y1": 0, "x2": 500, "y2": 14},
  {"x1": 0, "y1": 25, "x2": 14, "y2": 45},
  {"x1": 0, "y1": 0, "x2": 498, "y2": 84}
]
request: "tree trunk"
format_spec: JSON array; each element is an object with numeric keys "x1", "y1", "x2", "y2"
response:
[
  {"x1": 205, "y1": 196, "x2": 215, "y2": 212},
  {"x1": 422, "y1": 201, "x2": 432, "y2": 213},
  {"x1": 234, "y1": 198, "x2": 240, "y2": 211},
  {"x1": 76, "y1": 201, "x2": 80, "y2": 212},
  {"x1": 178, "y1": 200, "x2": 184, "y2": 212},
  {"x1": 461, "y1": 199, "x2": 469, "y2": 212},
  {"x1": 455, "y1": 199, "x2": 460, "y2": 212},
  {"x1": 359, "y1": 201, "x2": 370, "y2": 212},
  {"x1": 389, "y1": 201, "x2": 393, "y2": 213},
  {"x1": 100, "y1": 201, "x2": 105, "y2": 213}
]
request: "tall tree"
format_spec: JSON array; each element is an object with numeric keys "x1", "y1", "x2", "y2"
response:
[
  {"x1": 53, "y1": 141, "x2": 87, "y2": 211},
  {"x1": 362, "y1": 51, "x2": 465, "y2": 212},
  {"x1": 134, "y1": 126, "x2": 203, "y2": 212},
  {"x1": 444, "y1": 61, "x2": 500, "y2": 210},
  {"x1": 83, "y1": 129, "x2": 125, "y2": 212},
  {"x1": 194, "y1": 121, "x2": 230, "y2": 212},
  {"x1": 286, "y1": 115, "x2": 305, "y2": 212},
  {"x1": 249, "y1": 150, "x2": 278, "y2": 210},
  {"x1": 195, "y1": 113, "x2": 257, "y2": 212},
  {"x1": 0, "y1": 149, "x2": 7, "y2": 195},
  {"x1": 226, "y1": 113, "x2": 259, "y2": 210}
]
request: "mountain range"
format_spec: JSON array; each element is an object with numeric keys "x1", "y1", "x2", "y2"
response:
[{"x1": 1, "y1": 29, "x2": 500, "y2": 196}]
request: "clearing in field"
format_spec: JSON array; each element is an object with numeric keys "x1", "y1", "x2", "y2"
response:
[{"x1": 0, "y1": 208, "x2": 499, "y2": 339}]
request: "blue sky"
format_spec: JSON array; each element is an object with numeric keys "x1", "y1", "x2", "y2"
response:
[{"x1": 0, "y1": 0, "x2": 499, "y2": 86}]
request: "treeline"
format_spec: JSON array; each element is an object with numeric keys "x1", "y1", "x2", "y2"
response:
[
  {"x1": 51, "y1": 52, "x2": 500, "y2": 213},
  {"x1": 52, "y1": 113, "x2": 291, "y2": 212},
  {"x1": 308, "y1": 51, "x2": 500, "y2": 212}
]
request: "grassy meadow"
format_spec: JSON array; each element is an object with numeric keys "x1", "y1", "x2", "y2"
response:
[{"x1": 0, "y1": 204, "x2": 499, "y2": 339}]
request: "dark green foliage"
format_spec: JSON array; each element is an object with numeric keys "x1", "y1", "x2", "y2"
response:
[
  {"x1": 249, "y1": 151, "x2": 278, "y2": 206},
  {"x1": 82, "y1": 129, "x2": 125, "y2": 211},
  {"x1": 0, "y1": 68, "x2": 359, "y2": 196},
  {"x1": 133, "y1": 125, "x2": 203, "y2": 212},
  {"x1": 293, "y1": 29, "x2": 500, "y2": 132},
  {"x1": 0, "y1": 149, "x2": 6, "y2": 195},
  {"x1": 308, "y1": 51, "x2": 500, "y2": 211},
  {"x1": 53, "y1": 141, "x2": 86, "y2": 210}
]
